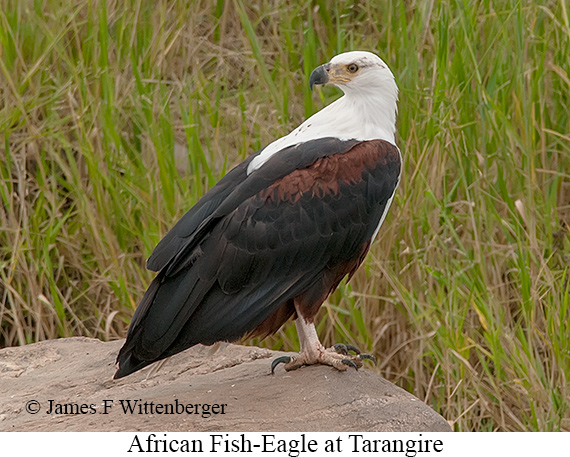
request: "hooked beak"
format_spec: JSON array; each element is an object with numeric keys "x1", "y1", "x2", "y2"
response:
[{"x1": 309, "y1": 63, "x2": 330, "y2": 91}]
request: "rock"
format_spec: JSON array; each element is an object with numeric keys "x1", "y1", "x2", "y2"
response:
[{"x1": 0, "y1": 337, "x2": 451, "y2": 432}]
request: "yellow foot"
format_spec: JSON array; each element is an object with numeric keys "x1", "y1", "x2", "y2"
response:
[{"x1": 271, "y1": 343, "x2": 376, "y2": 373}]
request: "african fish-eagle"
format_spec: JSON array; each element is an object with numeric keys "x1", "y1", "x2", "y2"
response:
[{"x1": 114, "y1": 51, "x2": 400, "y2": 379}]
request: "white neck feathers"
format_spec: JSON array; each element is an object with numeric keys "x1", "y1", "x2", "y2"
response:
[{"x1": 247, "y1": 64, "x2": 398, "y2": 175}]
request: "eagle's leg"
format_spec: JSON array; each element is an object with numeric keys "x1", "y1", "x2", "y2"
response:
[{"x1": 271, "y1": 314, "x2": 374, "y2": 373}]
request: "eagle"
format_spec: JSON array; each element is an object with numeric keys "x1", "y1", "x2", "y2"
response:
[{"x1": 114, "y1": 51, "x2": 400, "y2": 379}]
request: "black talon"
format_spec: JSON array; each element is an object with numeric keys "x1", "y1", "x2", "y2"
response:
[
  {"x1": 271, "y1": 356, "x2": 291, "y2": 374},
  {"x1": 345, "y1": 344, "x2": 361, "y2": 355},
  {"x1": 359, "y1": 354, "x2": 377, "y2": 365},
  {"x1": 333, "y1": 343, "x2": 349, "y2": 355},
  {"x1": 342, "y1": 359, "x2": 359, "y2": 370},
  {"x1": 333, "y1": 343, "x2": 361, "y2": 355}
]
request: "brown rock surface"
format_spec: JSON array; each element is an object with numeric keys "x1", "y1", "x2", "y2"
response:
[{"x1": 0, "y1": 337, "x2": 451, "y2": 432}]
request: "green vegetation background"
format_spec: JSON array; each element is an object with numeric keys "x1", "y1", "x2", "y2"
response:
[{"x1": 1, "y1": 0, "x2": 569, "y2": 431}]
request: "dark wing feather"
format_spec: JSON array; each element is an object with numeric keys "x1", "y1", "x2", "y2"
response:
[
  {"x1": 114, "y1": 138, "x2": 400, "y2": 379},
  {"x1": 147, "y1": 138, "x2": 360, "y2": 276},
  {"x1": 145, "y1": 153, "x2": 259, "y2": 273}
]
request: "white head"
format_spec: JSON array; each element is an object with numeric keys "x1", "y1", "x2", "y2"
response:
[
  {"x1": 247, "y1": 51, "x2": 399, "y2": 174},
  {"x1": 310, "y1": 51, "x2": 398, "y2": 100}
]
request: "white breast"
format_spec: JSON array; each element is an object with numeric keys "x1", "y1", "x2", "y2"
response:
[{"x1": 247, "y1": 94, "x2": 396, "y2": 175}]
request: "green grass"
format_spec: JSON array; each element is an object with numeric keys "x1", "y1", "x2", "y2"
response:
[{"x1": 1, "y1": 0, "x2": 569, "y2": 432}]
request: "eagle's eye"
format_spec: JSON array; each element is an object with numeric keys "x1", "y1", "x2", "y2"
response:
[{"x1": 347, "y1": 63, "x2": 359, "y2": 73}]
